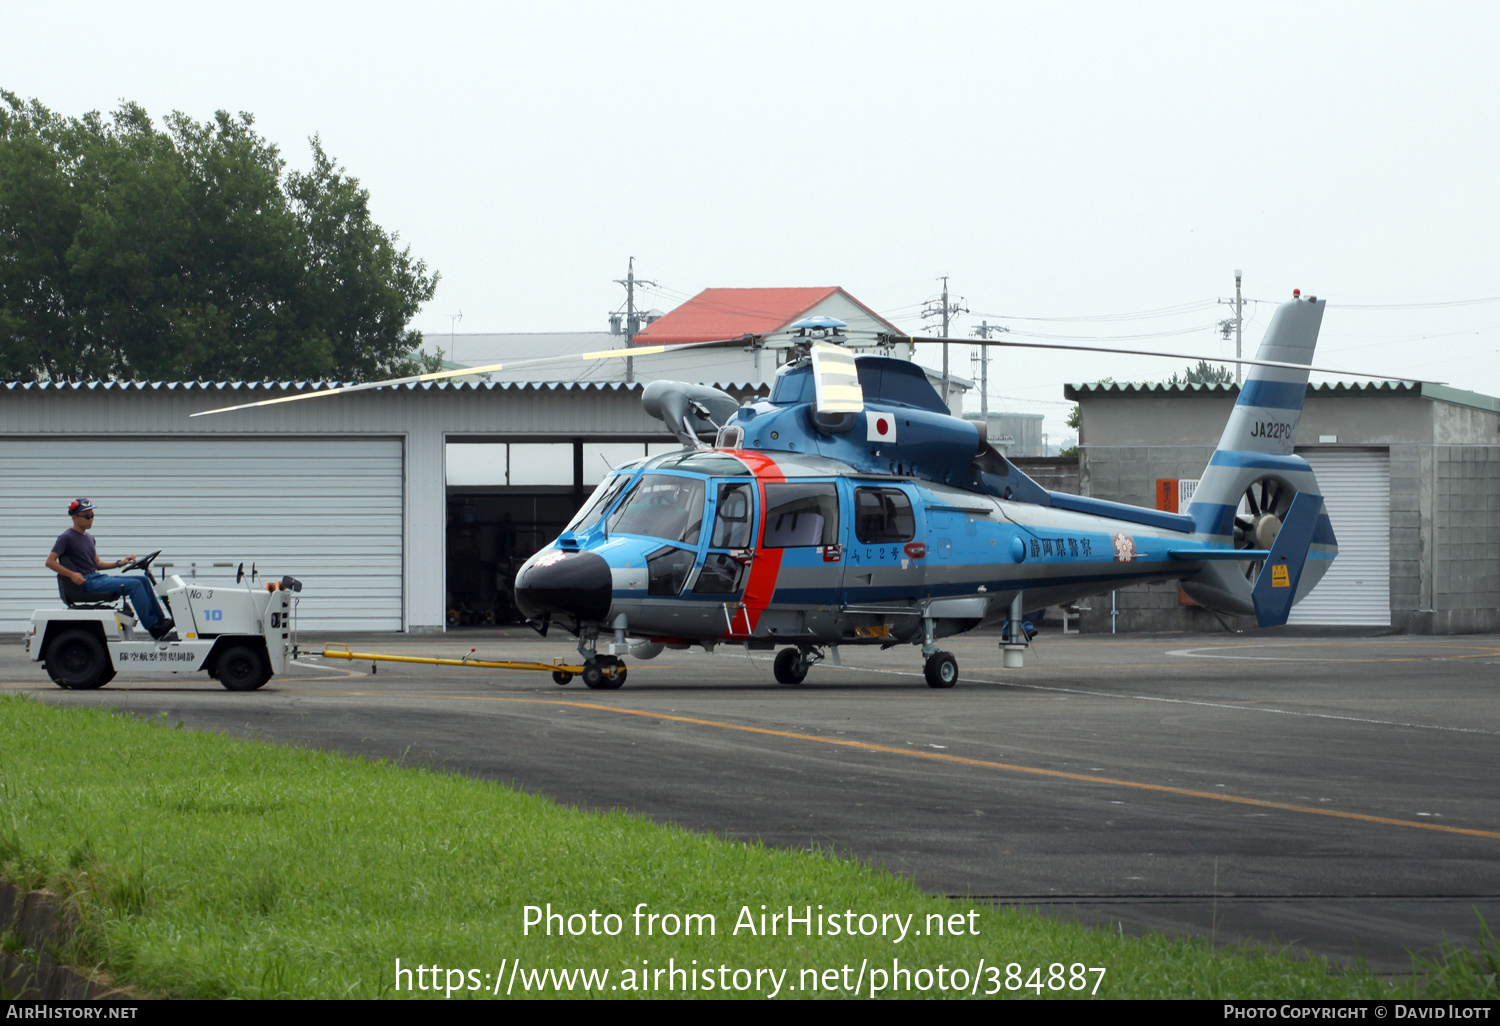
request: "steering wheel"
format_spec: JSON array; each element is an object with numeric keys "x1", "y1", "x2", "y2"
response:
[{"x1": 118, "y1": 550, "x2": 162, "y2": 573}]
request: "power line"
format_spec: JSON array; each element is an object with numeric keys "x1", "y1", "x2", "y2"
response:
[
  {"x1": 1003, "y1": 323, "x2": 1223, "y2": 343},
  {"x1": 971, "y1": 299, "x2": 1219, "y2": 323}
]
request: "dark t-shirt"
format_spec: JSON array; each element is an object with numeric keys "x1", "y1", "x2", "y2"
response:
[{"x1": 52, "y1": 529, "x2": 98, "y2": 576}]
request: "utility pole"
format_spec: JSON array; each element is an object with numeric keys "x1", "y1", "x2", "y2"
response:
[
  {"x1": 448, "y1": 311, "x2": 463, "y2": 364},
  {"x1": 1235, "y1": 268, "x2": 1243, "y2": 386},
  {"x1": 613, "y1": 257, "x2": 658, "y2": 384},
  {"x1": 971, "y1": 320, "x2": 1010, "y2": 424},
  {"x1": 922, "y1": 276, "x2": 968, "y2": 408},
  {"x1": 1217, "y1": 269, "x2": 1245, "y2": 385}
]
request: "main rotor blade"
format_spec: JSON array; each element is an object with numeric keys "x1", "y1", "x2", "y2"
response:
[
  {"x1": 881, "y1": 333, "x2": 1443, "y2": 384},
  {"x1": 188, "y1": 336, "x2": 756, "y2": 417},
  {"x1": 810, "y1": 343, "x2": 863, "y2": 414}
]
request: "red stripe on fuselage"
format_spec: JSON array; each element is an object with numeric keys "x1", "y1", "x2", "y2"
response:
[{"x1": 726, "y1": 450, "x2": 784, "y2": 638}]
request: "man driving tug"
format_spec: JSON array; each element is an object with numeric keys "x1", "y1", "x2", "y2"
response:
[{"x1": 46, "y1": 498, "x2": 177, "y2": 640}]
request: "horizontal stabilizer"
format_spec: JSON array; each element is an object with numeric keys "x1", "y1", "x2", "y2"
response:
[
  {"x1": 1250, "y1": 492, "x2": 1324, "y2": 627},
  {"x1": 1169, "y1": 548, "x2": 1270, "y2": 561}
]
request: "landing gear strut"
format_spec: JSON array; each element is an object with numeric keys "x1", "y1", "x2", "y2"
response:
[{"x1": 578, "y1": 629, "x2": 628, "y2": 690}]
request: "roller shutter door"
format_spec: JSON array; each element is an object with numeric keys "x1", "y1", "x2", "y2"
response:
[
  {"x1": 1287, "y1": 449, "x2": 1390, "y2": 626},
  {"x1": 2, "y1": 438, "x2": 403, "y2": 633}
]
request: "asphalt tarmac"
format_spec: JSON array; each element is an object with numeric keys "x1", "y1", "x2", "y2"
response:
[{"x1": 5, "y1": 626, "x2": 1498, "y2": 974}]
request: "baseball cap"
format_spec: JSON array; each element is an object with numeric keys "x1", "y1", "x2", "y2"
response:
[{"x1": 68, "y1": 498, "x2": 95, "y2": 516}]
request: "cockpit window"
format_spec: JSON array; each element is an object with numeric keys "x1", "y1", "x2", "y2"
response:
[
  {"x1": 854, "y1": 487, "x2": 915, "y2": 543},
  {"x1": 606, "y1": 474, "x2": 706, "y2": 545},
  {"x1": 762, "y1": 482, "x2": 839, "y2": 547},
  {"x1": 567, "y1": 473, "x2": 632, "y2": 533},
  {"x1": 710, "y1": 482, "x2": 753, "y2": 548}
]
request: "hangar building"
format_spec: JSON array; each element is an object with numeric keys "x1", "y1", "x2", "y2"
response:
[
  {"x1": 0, "y1": 379, "x2": 716, "y2": 634},
  {"x1": 1070, "y1": 380, "x2": 1500, "y2": 634}
]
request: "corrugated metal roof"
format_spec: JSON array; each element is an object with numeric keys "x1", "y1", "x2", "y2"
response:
[
  {"x1": 1063, "y1": 380, "x2": 1420, "y2": 399},
  {"x1": 1062, "y1": 379, "x2": 1500, "y2": 414}
]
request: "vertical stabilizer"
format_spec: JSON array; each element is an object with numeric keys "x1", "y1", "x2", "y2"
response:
[
  {"x1": 1182, "y1": 295, "x2": 1337, "y2": 615},
  {"x1": 1208, "y1": 296, "x2": 1324, "y2": 459}
]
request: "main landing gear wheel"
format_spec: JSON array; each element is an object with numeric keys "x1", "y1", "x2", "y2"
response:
[
  {"x1": 924, "y1": 651, "x2": 959, "y2": 689},
  {"x1": 773, "y1": 647, "x2": 808, "y2": 685},
  {"x1": 582, "y1": 657, "x2": 626, "y2": 690},
  {"x1": 216, "y1": 644, "x2": 271, "y2": 691},
  {"x1": 47, "y1": 629, "x2": 112, "y2": 689},
  {"x1": 552, "y1": 670, "x2": 574, "y2": 686}
]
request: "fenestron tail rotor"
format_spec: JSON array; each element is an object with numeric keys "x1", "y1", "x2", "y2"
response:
[{"x1": 1233, "y1": 476, "x2": 1293, "y2": 581}]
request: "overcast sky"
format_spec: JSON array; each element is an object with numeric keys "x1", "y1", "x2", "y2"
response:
[{"x1": 7, "y1": 1, "x2": 1498, "y2": 437}]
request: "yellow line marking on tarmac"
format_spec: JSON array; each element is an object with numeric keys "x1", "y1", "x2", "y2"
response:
[{"x1": 275, "y1": 688, "x2": 1500, "y2": 842}]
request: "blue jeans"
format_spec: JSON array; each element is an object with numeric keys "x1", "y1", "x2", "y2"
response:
[{"x1": 82, "y1": 573, "x2": 167, "y2": 630}]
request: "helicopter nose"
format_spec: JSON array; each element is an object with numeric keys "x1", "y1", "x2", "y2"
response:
[{"x1": 514, "y1": 549, "x2": 613, "y2": 625}]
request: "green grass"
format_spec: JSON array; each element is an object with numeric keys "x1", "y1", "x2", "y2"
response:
[{"x1": 0, "y1": 694, "x2": 1492, "y2": 999}]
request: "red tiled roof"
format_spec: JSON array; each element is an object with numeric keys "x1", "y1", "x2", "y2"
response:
[{"x1": 634, "y1": 287, "x2": 844, "y2": 345}]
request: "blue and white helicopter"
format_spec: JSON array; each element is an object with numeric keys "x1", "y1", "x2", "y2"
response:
[
  {"x1": 198, "y1": 291, "x2": 1408, "y2": 690},
  {"x1": 510, "y1": 292, "x2": 1342, "y2": 689}
]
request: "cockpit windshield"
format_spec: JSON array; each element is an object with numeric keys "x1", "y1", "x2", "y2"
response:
[
  {"x1": 606, "y1": 474, "x2": 706, "y2": 545},
  {"x1": 567, "y1": 473, "x2": 632, "y2": 534}
]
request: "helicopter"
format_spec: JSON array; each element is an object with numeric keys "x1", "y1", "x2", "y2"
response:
[{"x1": 196, "y1": 290, "x2": 1418, "y2": 690}]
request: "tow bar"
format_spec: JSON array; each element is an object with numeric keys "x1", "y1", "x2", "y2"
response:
[{"x1": 322, "y1": 643, "x2": 586, "y2": 683}]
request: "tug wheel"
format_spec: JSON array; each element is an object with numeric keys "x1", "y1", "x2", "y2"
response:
[
  {"x1": 216, "y1": 644, "x2": 270, "y2": 691},
  {"x1": 47, "y1": 629, "x2": 111, "y2": 689},
  {"x1": 924, "y1": 651, "x2": 959, "y2": 689},
  {"x1": 773, "y1": 647, "x2": 808, "y2": 685}
]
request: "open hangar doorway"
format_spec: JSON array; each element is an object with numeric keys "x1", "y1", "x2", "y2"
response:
[{"x1": 445, "y1": 438, "x2": 677, "y2": 625}]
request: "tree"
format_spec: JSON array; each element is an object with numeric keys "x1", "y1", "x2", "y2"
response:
[
  {"x1": 1060, "y1": 402, "x2": 1081, "y2": 457},
  {"x1": 0, "y1": 92, "x2": 440, "y2": 382},
  {"x1": 1165, "y1": 359, "x2": 1235, "y2": 387}
]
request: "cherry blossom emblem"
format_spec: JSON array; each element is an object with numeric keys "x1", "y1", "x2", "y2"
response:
[{"x1": 1113, "y1": 532, "x2": 1136, "y2": 563}]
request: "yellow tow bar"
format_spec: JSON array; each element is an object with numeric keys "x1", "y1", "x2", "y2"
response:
[{"x1": 322, "y1": 643, "x2": 586, "y2": 681}]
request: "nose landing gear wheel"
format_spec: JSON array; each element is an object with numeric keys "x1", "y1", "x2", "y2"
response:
[
  {"x1": 924, "y1": 651, "x2": 958, "y2": 689},
  {"x1": 582, "y1": 658, "x2": 626, "y2": 690},
  {"x1": 773, "y1": 647, "x2": 808, "y2": 685}
]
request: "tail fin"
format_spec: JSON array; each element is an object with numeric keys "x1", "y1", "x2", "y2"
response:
[
  {"x1": 1205, "y1": 295, "x2": 1324, "y2": 469},
  {"x1": 1182, "y1": 295, "x2": 1338, "y2": 615},
  {"x1": 1250, "y1": 492, "x2": 1323, "y2": 626}
]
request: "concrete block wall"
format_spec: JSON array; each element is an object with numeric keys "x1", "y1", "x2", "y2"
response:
[
  {"x1": 1388, "y1": 445, "x2": 1425, "y2": 627},
  {"x1": 1424, "y1": 446, "x2": 1500, "y2": 633}
]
